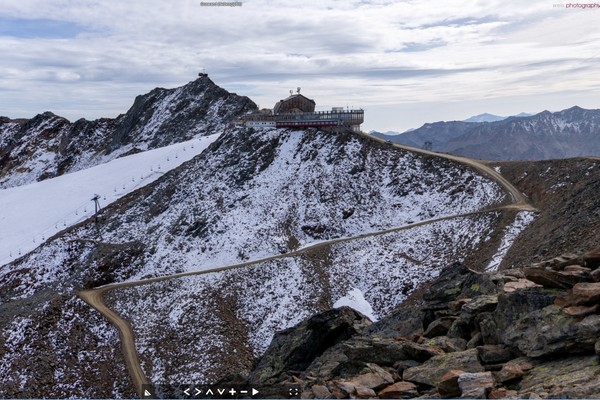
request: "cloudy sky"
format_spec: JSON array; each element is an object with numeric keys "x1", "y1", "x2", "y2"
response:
[{"x1": 1, "y1": 0, "x2": 599, "y2": 132}]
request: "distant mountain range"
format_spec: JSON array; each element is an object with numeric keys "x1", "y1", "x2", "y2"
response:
[
  {"x1": 371, "y1": 106, "x2": 600, "y2": 160},
  {"x1": 463, "y1": 112, "x2": 532, "y2": 123}
]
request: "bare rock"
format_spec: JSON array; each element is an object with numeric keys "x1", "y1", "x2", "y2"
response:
[
  {"x1": 504, "y1": 305, "x2": 600, "y2": 357},
  {"x1": 563, "y1": 264, "x2": 592, "y2": 275},
  {"x1": 466, "y1": 332, "x2": 483, "y2": 349},
  {"x1": 477, "y1": 345, "x2": 514, "y2": 365},
  {"x1": 462, "y1": 295, "x2": 498, "y2": 315},
  {"x1": 489, "y1": 388, "x2": 518, "y2": 399},
  {"x1": 336, "y1": 381, "x2": 357, "y2": 397},
  {"x1": 403, "y1": 349, "x2": 484, "y2": 387},
  {"x1": 310, "y1": 385, "x2": 333, "y2": 399},
  {"x1": 424, "y1": 336, "x2": 467, "y2": 353},
  {"x1": 524, "y1": 267, "x2": 585, "y2": 288},
  {"x1": 437, "y1": 370, "x2": 463, "y2": 398},
  {"x1": 378, "y1": 381, "x2": 418, "y2": 399},
  {"x1": 457, "y1": 371, "x2": 494, "y2": 398},
  {"x1": 495, "y1": 363, "x2": 524, "y2": 383},
  {"x1": 355, "y1": 386, "x2": 376, "y2": 399},
  {"x1": 249, "y1": 307, "x2": 371, "y2": 386},
  {"x1": 591, "y1": 267, "x2": 600, "y2": 282},
  {"x1": 345, "y1": 364, "x2": 394, "y2": 391},
  {"x1": 503, "y1": 279, "x2": 542, "y2": 293},
  {"x1": 563, "y1": 282, "x2": 600, "y2": 306},
  {"x1": 424, "y1": 317, "x2": 456, "y2": 338},
  {"x1": 595, "y1": 340, "x2": 600, "y2": 357},
  {"x1": 518, "y1": 355, "x2": 600, "y2": 397},
  {"x1": 562, "y1": 304, "x2": 598, "y2": 317}
]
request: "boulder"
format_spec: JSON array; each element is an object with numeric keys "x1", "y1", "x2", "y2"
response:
[
  {"x1": 493, "y1": 287, "x2": 557, "y2": 339},
  {"x1": 523, "y1": 267, "x2": 584, "y2": 288},
  {"x1": 462, "y1": 295, "x2": 498, "y2": 315},
  {"x1": 503, "y1": 305, "x2": 600, "y2": 357},
  {"x1": 563, "y1": 264, "x2": 592, "y2": 276},
  {"x1": 466, "y1": 332, "x2": 483, "y2": 349},
  {"x1": 564, "y1": 282, "x2": 600, "y2": 306},
  {"x1": 477, "y1": 312, "x2": 499, "y2": 345},
  {"x1": 517, "y1": 355, "x2": 600, "y2": 397},
  {"x1": 377, "y1": 381, "x2": 418, "y2": 399},
  {"x1": 249, "y1": 307, "x2": 371, "y2": 386},
  {"x1": 345, "y1": 364, "x2": 394, "y2": 391},
  {"x1": 457, "y1": 371, "x2": 494, "y2": 398},
  {"x1": 403, "y1": 349, "x2": 484, "y2": 387},
  {"x1": 355, "y1": 386, "x2": 376, "y2": 399},
  {"x1": 488, "y1": 388, "x2": 518, "y2": 399},
  {"x1": 401, "y1": 340, "x2": 444, "y2": 362},
  {"x1": 477, "y1": 345, "x2": 514, "y2": 365},
  {"x1": 495, "y1": 363, "x2": 524, "y2": 383},
  {"x1": 591, "y1": 267, "x2": 600, "y2": 282},
  {"x1": 424, "y1": 317, "x2": 456, "y2": 338},
  {"x1": 562, "y1": 304, "x2": 598, "y2": 317},
  {"x1": 365, "y1": 307, "x2": 424, "y2": 338},
  {"x1": 425, "y1": 336, "x2": 467, "y2": 353},
  {"x1": 339, "y1": 337, "x2": 418, "y2": 367},
  {"x1": 310, "y1": 385, "x2": 333, "y2": 399},
  {"x1": 503, "y1": 279, "x2": 542, "y2": 293},
  {"x1": 437, "y1": 370, "x2": 463, "y2": 398}
]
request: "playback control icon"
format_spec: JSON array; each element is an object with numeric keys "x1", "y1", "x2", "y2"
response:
[{"x1": 182, "y1": 386, "x2": 260, "y2": 398}]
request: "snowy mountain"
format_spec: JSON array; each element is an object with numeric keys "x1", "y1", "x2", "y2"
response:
[
  {"x1": 0, "y1": 126, "x2": 516, "y2": 397},
  {"x1": 463, "y1": 113, "x2": 505, "y2": 123},
  {"x1": 0, "y1": 134, "x2": 220, "y2": 267},
  {"x1": 373, "y1": 106, "x2": 600, "y2": 160},
  {"x1": 0, "y1": 75, "x2": 256, "y2": 188}
]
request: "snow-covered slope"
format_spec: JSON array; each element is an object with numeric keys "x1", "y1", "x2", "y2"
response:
[
  {"x1": 107, "y1": 211, "x2": 501, "y2": 385},
  {"x1": 0, "y1": 76, "x2": 256, "y2": 188},
  {"x1": 0, "y1": 126, "x2": 511, "y2": 397},
  {"x1": 0, "y1": 134, "x2": 220, "y2": 267}
]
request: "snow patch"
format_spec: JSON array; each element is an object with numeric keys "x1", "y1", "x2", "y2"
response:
[
  {"x1": 333, "y1": 288, "x2": 378, "y2": 321},
  {"x1": 486, "y1": 211, "x2": 537, "y2": 271}
]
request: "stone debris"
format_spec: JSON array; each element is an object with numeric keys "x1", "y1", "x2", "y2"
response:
[{"x1": 223, "y1": 250, "x2": 600, "y2": 398}]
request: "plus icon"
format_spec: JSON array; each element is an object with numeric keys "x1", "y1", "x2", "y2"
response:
[{"x1": 229, "y1": 388, "x2": 237, "y2": 396}]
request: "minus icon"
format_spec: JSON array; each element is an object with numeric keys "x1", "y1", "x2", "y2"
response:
[{"x1": 240, "y1": 390, "x2": 248, "y2": 394}]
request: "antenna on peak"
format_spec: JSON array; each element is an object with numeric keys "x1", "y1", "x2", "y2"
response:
[
  {"x1": 289, "y1": 89, "x2": 293, "y2": 95},
  {"x1": 297, "y1": 87, "x2": 301, "y2": 94}
]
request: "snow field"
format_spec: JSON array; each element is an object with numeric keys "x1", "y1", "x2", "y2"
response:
[{"x1": 0, "y1": 134, "x2": 220, "y2": 267}]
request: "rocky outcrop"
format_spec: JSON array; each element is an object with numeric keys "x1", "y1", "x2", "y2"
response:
[
  {"x1": 229, "y1": 249, "x2": 600, "y2": 398},
  {"x1": 248, "y1": 307, "x2": 372, "y2": 387},
  {"x1": 0, "y1": 75, "x2": 257, "y2": 187}
]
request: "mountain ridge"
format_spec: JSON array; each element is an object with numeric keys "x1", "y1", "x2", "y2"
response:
[
  {"x1": 373, "y1": 106, "x2": 600, "y2": 160},
  {"x1": 0, "y1": 76, "x2": 257, "y2": 188}
]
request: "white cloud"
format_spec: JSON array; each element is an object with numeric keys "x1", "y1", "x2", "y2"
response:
[{"x1": 0, "y1": 0, "x2": 598, "y2": 131}]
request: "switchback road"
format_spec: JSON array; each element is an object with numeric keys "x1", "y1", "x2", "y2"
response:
[{"x1": 78, "y1": 132, "x2": 538, "y2": 397}]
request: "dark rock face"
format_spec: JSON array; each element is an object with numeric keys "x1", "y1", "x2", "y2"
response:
[
  {"x1": 248, "y1": 307, "x2": 371, "y2": 386},
  {"x1": 0, "y1": 76, "x2": 257, "y2": 187},
  {"x1": 231, "y1": 251, "x2": 600, "y2": 398}
]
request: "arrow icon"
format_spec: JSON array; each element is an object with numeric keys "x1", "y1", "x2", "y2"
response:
[
  {"x1": 195, "y1": 388, "x2": 202, "y2": 396},
  {"x1": 206, "y1": 388, "x2": 214, "y2": 396},
  {"x1": 217, "y1": 389, "x2": 225, "y2": 395},
  {"x1": 144, "y1": 389, "x2": 152, "y2": 397},
  {"x1": 184, "y1": 388, "x2": 191, "y2": 396},
  {"x1": 252, "y1": 388, "x2": 259, "y2": 396}
]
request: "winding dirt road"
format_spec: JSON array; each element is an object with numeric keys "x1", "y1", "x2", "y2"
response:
[{"x1": 78, "y1": 132, "x2": 537, "y2": 397}]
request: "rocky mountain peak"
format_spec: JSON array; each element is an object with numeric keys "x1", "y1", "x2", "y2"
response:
[{"x1": 0, "y1": 76, "x2": 257, "y2": 188}]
